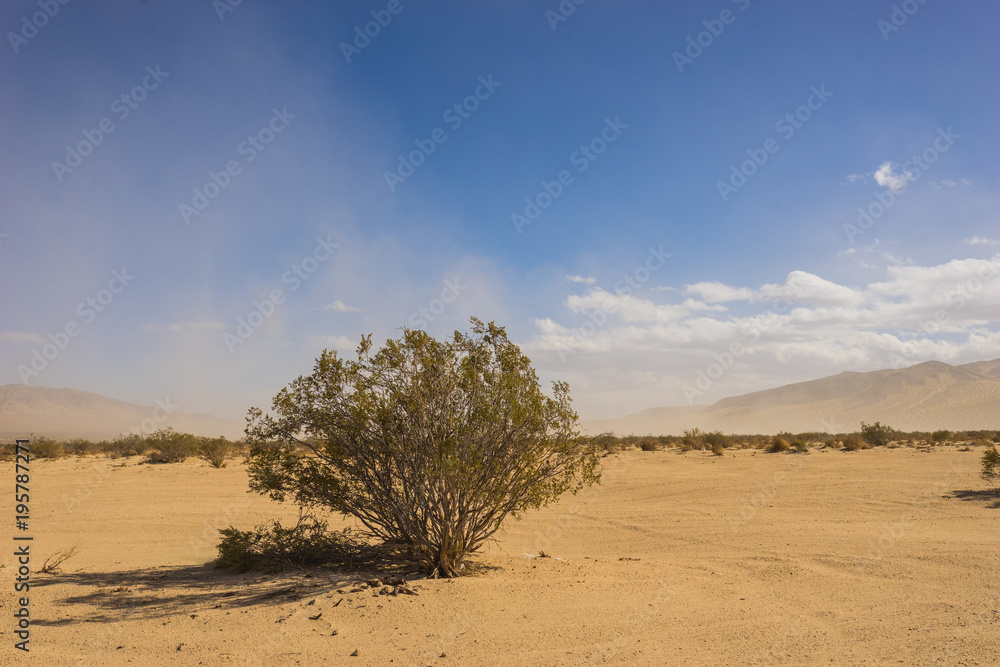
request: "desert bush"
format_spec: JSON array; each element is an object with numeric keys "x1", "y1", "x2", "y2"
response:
[
  {"x1": 823, "y1": 438, "x2": 837, "y2": 449},
  {"x1": 860, "y1": 421, "x2": 895, "y2": 448},
  {"x1": 931, "y1": 430, "x2": 950, "y2": 443},
  {"x1": 592, "y1": 432, "x2": 622, "y2": 454},
  {"x1": 105, "y1": 433, "x2": 147, "y2": 458},
  {"x1": 199, "y1": 436, "x2": 233, "y2": 468},
  {"x1": 63, "y1": 438, "x2": 98, "y2": 455},
  {"x1": 710, "y1": 442, "x2": 725, "y2": 456},
  {"x1": 792, "y1": 440, "x2": 808, "y2": 453},
  {"x1": 842, "y1": 434, "x2": 867, "y2": 451},
  {"x1": 32, "y1": 436, "x2": 64, "y2": 459},
  {"x1": 639, "y1": 439, "x2": 661, "y2": 452},
  {"x1": 704, "y1": 431, "x2": 729, "y2": 449},
  {"x1": 982, "y1": 445, "x2": 1000, "y2": 486},
  {"x1": 216, "y1": 514, "x2": 366, "y2": 573},
  {"x1": 682, "y1": 428, "x2": 705, "y2": 450},
  {"x1": 767, "y1": 437, "x2": 790, "y2": 453},
  {"x1": 242, "y1": 318, "x2": 601, "y2": 578},
  {"x1": 145, "y1": 428, "x2": 198, "y2": 463}
]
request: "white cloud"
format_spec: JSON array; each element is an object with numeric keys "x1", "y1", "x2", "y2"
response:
[
  {"x1": 323, "y1": 300, "x2": 364, "y2": 312},
  {"x1": 526, "y1": 255, "x2": 1000, "y2": 412},
  {"x1": 684, "y1": 281, "x2": 755, "y2": 303},
  {"x1": 566, "y1": 274, "x2": 596, "y2": 285},
  {"x1": 965, "y1": 236, "x2": 999, "y2": 246},
  {"x1": 873, "y1": 162, "x2": 915, "y2": 192},
  {"x1": 0, "y1": 331, "x2": 44, "y2": 344}
]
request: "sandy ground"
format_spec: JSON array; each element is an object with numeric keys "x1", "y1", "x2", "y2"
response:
[{"x1": 2, "y1": 445, "x2": 998, "y2": 666}]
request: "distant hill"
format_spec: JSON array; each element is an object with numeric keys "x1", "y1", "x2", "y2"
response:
[
  {"x1": 0, "y1": 385, "x2": 244, "y2": 441},
  {"x1": 583, "y1": 358, "x2": 1000, "y2": 436}
]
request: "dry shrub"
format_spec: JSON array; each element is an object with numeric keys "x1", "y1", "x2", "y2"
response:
[
  {"x1": 105, "y1": 433, "x2": 146, "y2": 458},
  {"x1": 145, "y1": 428, "x2": 198, "y2": 463},
  {"x1": 767, "y1": 437, "x2": 790, "y2": 453},
  {"x1": 842, "y1": 434, "x2": 868, "y2": 451},
  {"x1": 710, "y1": 442, "x2": 725, "y2": 456}
]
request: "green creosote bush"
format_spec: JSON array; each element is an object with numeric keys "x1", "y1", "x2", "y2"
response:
[
  {"x1": 931, "y1": 430, "x2": 951, "y2": 444},
  {"x1": 981, "y1": 444, "x2": 1000, "y2": 486},
  {"x1": 240, "y1": 318, "x2": 601, "y2": 578},
  {"x1": 145, "y1": 428, "x2": 198, "y2": 463},
  {"x1": 199, "y1": 436, "x2": 233, "y2": 468},
  {"x1": 860, "y1": 421, "x2": 896, "y2": 448},
  {"x1": 32, "y1": 436, "x2": 64, "y2": 459},
  {"x1": 792, "y1": 440, "x2": 808, "y2": 453},
  {"x1": 106, "y1": 433, "x2": 147, "y2": 458}
]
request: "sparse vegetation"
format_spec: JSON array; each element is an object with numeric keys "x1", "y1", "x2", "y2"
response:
[
  {"x1": 216, "y1": 513, "x2": 368, "y2": 573},
  {"x1": 982, "y1": 444, "x2": 1000, "y2": 486},
  {"x1": 931, "y1": 430, "x2": 951, "y2": 443},
  {"x1": 792, "y1": 440, "x2": 808, "y2": 453},
  {"x1": 842, "y1": 434, "x2": 867, "y2": 451},
  {"x1": 767, "y1": 437, "x2": 791, "y2": 453},
  {"x1": 241, "y1": 319, "x2": 601, "y2": 578},
  {"x1": 199, "y1": 436, "x2": 233, "y2": 468},
  {"x1": 32, "y1": 436, "x2": 64, "y2": 459},
  {"x1": 145, "y1": 428, "x2": 199, "y2": 463},
  {"x1": 860, "y1": 421, "x2": 896, "y2": 448},
  {"x1": 40, "y1": 545, "x2": 79, "y2": 573}
]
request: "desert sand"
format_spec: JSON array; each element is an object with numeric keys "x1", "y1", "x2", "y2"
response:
[{"x1": 2, "y1": 446, "x2": 998, "y2": 666}]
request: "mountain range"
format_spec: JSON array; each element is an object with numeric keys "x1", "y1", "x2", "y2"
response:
[
  {"x1": 2, "y1": 358, "x2": 998, "y2": 441},
  {"x1": 583, "y1": 358, "x2": 1000, "y2": 435}
]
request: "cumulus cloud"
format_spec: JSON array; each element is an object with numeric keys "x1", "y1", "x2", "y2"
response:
[
  {"x1": 873, "y1": 162, "x2": 915, "y2": 192},
  {"x1": 525, "y1": 255, "x2": 1000, "y2": 410},
  {"x1": 566, "y1": 274, "x2": 597, "y2": 285}
]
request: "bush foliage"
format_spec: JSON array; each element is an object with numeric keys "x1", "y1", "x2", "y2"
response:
[{"x1": 242, "y1": 318, "x2": 601, "y2": 577}]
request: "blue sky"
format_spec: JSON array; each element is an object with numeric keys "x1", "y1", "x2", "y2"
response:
[{"x1": 1, "y1": 0, "x2": 998, "y2": 423}]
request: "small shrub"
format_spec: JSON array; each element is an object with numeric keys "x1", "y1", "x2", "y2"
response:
[
  {"x1": 823, "y1": 438, "x2": 837, "y2": 449},
  {"x1": 592, "y1": 432, "x2": 621, "y2": 454},
  {"x1": 682, "y1": 428, "x2": 705, "y2": 450},
  {"x1": 33, "y1": 437, "x2": 64, "y2": 459},
  {"x1": 105, "y1": 433, "x2": 147, "y2": 458},
  {"x1": 63, "y1": 439, "x2": 98, "y2": 455},
  {"x1": 199, "y1": 436, "x2": 233, "y2": 468},
  {"x1": 767, "y1": 438, "x2": 790, "y2": 453},
  {"x1": 792, "y1": 440, "x2": 808, "y2": 453},
  {"x1": 842, "y1": 434, "x2": 867, "y2": 451},
  {"x1": 215, "y1": 514, "x2": 366, "y2": 573},
  {"x1": 639, "y1": 440, "x2": 661, "y2": 452},
  {"x1": 710, "y1": 442, "x2": 725, "y2": 456},
  {"x1": 145, "y1": 428, "x2": 198, "y2": 463},
  {"x1": 704, "y1": 431, "x2": 729, "y2": 449},
  {"x1": 860, "y1": 421, "x2": 896, "y2": 448},
  {"x1": 982, "y1": 445, "x2": 1000, "y2": 485},
  {"x1": 931, "y1": 430, "x2": 950, "y2": 444},
  {"x1": 40, "y1": 545, "x2": 79, "y2": 573}
]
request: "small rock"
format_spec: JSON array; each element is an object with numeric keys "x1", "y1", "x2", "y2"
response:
[{"x1": 350, "y1": 649, "x2": 360, "y2": 656}]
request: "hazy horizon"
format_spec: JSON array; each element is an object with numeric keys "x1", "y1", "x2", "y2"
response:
[{"x1": 2, "y1": 2, "x2": 999, "y2": 423}]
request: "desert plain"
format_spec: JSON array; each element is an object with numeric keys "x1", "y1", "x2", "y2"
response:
[{"x1": 2, "y1": 444, "x2": 998, "y2": 666}]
